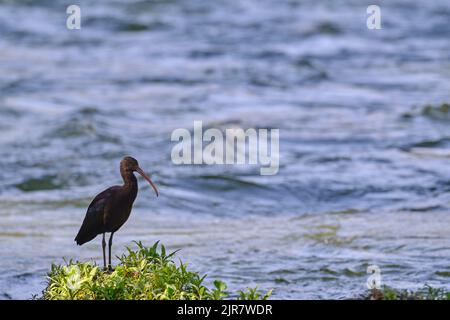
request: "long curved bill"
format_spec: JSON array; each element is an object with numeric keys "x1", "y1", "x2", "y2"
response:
[{"x1": 136, "y1": 167, "x2": 159, "y2": 197}]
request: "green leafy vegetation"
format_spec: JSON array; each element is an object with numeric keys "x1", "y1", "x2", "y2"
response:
[
  {"x1": 42, "y1": 241, "x2": 272, "y2": 300},
  {"x1": 365, "y1": 285, "x2": 450, "y2": 300}
]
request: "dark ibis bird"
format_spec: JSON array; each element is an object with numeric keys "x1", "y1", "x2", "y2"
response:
[{"x1": 75, "y1": 156, "x2": 159, "y2": 271}]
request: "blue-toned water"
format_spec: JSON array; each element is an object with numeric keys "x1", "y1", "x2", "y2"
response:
[{"x1": 1, "y1": 0, "x2": 450, "y2": 299}]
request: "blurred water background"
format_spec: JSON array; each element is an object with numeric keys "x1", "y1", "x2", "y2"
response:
[{"x1": 0, "y1": 0, "x2": 450, "y2": 299}]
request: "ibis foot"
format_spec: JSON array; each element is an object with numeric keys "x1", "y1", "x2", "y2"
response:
[{"x1": 102, "y1": 266, "x2": 114, "y2": 273}]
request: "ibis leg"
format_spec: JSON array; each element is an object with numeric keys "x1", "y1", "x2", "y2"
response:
[
  {"x1": 102, "y1": 233, "x2": 107, "y2": 270},
  {"x1": 108, "y1": 232, "x2": 114, "y2": 271}
]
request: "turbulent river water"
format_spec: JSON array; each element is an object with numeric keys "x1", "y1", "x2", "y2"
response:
[{"x1": 0, "y1": 0, "x2": 450, "y2": 299}]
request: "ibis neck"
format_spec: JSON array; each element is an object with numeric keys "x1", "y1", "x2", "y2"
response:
[{"x1": 121, "y1": 170, "x2": 138, "y2": 189}]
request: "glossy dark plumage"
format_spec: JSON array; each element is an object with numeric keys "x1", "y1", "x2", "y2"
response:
[
  {"x1": 75, "y1": 186, "x2": 135, "y2": 245},
  {"x1": 74, "y1": 156, "x2": 158, "y2": 270}
]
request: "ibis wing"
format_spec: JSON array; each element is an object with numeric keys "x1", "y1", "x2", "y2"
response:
[{"x1": 74, "y1": 187, "x2": 118, "y2": 245}]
